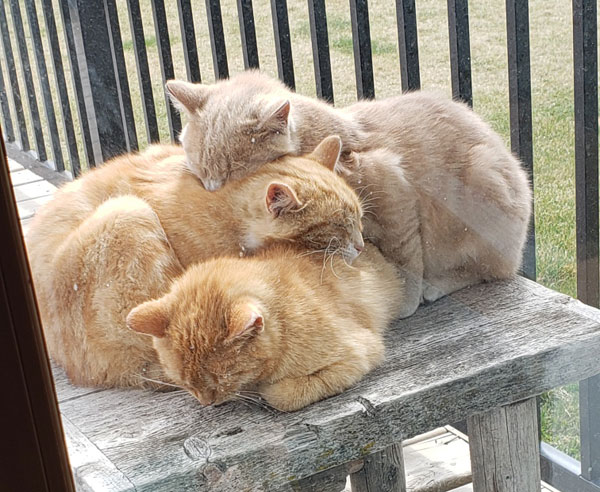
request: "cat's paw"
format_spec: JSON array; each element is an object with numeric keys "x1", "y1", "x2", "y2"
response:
[
  {"x1": 395, "y1": 289, "x2": 420, "y2": 319},
  {"x1": 422, "y1": 284, "x2": 445, "y2": 303},
  {"x1": 258, "y1": 377, "x2": 313, "y2": 412}
]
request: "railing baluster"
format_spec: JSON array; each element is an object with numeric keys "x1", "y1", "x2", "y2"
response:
[
  {"x1": 396, "y1": 0, "x2": 420, "y2": 91},
  {"x1": 127, "y1": 0, "x2": 159, "y2": 144},
  {"x1": 0, "y1": 2, "x2": 28, "y2": 151},
  {"x1": 151, "y1": 0, "x2": 181, "y2": 140},
  {"x1": 9, "y1": 0, "x2": 46, "y2": 161},
  {"x1": 205, "y1": 0, "x2": 229, "y2": 80},
  {"x1": 25, "y1": 0, "x2": 64, "y2": 170},
  {"x1": 573, "y1": 0, "x2": 599, "y2": 307},
  {"x1": 58, "y1": 0, "x2": 95, "y2": 168},
  {"x1": 69, "y1": 1, "x2": 128, "y2": 163},
  {"x1": 177, "y1": 0, "x2": 201, "y2": 83},
  {"x1": 573, "y1": 0, "x2": 600, "y2": 483},
  {"x1": 270, "y1": 0, "x2": 295, "y2": 89},
  {"x1": 307, "y1": 0, "x2": 334, "y2": 103},
  {"x1": 0, "y1": 57, "x2": 15, "y2": 142},
  {"x1": 237, "y1": 0, "x2": 260, "y2": 69},
  {"x1": 349, "y1": 0, "x2": 375, "y2": 100},
  {"x1": 447, "y1": 0, "x2": 472, "y2": 106},
  {"x1": 506, "y1": 0, "x2": 535, "y2": 280},
  {"x1": 41, "y1": 0, "x2": 79, "y2": 176},
  {"x1": 106, "y1": 0, "x2": 137, "y2": 152}
]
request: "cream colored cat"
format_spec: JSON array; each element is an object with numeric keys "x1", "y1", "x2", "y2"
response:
[
  {"x1": 127, "y1": 242, "x2": 403, "y2": 412},
  {"x1": 26, "y1": 137, "x2": 369, "y2": 389},
  {"x1": 167, "y1": 71, "x2": 532, "y2": 317}
]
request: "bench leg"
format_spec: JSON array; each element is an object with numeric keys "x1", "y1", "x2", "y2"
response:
[
  {"x1": 467, "y1": 397, "x2": 540, "y2": 492},
  {"x1": 349, "y1": 443, "x2": 407, "y2": 492}
]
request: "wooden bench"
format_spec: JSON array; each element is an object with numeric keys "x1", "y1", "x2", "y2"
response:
[{"x1": 54, "y1": 276, "x2": 600, "y2": 491}]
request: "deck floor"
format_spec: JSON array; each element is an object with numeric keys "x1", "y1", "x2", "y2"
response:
[{"x1": 8, "y1": 154, "x2": 562, "y2": 492}]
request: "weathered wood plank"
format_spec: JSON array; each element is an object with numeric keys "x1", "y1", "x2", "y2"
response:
[
  {"x1": 61, "y1": 415, "x2": 135, "y2": 491},
  {"x1": 13, "y1": 180, "x2": 57, "y2": 202},
  {"x1": 404, "y1": 429, "x2": 471, "y2": 491},
  {"x1": 350, "y1": 443, "x2": 406, "y2": 492},
  {"x1": 57, "y1": 277, "x2": 600, "y2": 491},
  {"x1": 9, "y1": 168, "x2": 44, "y2": 186},
  {"x1": 20, "y1": 216, "x2": 33, "y2": 237},
  {"x1": 51, "y1": 364, "x2": 104, "y2": 403},
  {"x1": 8, "y1": 157, "x2": 23, "y2": 172},
  {"x1": 468, "y1": 398, "x2": 540, "y2": 492},
  {"x1": 16, "y1": 195, "x2": 53, "y2": 220},
  {"x1": 295, "y1": 462, "x2": 358, "y2": 492}
]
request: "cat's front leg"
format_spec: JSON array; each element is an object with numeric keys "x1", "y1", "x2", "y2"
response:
[
  {"x1": 258, "y1": 334, "x2": 384, "y2": 411},
  {"x1": 370, "y1": 229, "x2": 423, "y2": 318}
]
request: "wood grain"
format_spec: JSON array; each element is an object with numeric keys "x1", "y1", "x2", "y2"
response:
[
  {"x1": 350, "y1": 443, "x2": 406, "y2": 491},
  {"x1": 468, "y1": 397, "x2": 540, "y2": 492},
  {"x1": 55, "y1": 277, "x2": 600, "y2": 491}
]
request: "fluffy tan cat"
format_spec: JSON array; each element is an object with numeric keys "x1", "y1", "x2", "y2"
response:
[
  {"x1": 127, "y1": 242, "x2": 403, "y2": 411},
  {"x1": 26, "y1": 137, "x2": 369, "y2": 389},
  {"x1": 167, "y1": 71, "x2": 532, "y2": 317}
]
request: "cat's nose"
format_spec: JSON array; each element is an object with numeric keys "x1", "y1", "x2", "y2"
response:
[
  {"x1": 202, "y1": 178, "x2": 224, "y2": 191},
  {"x1": 354, "y1": 233, "x2": 365, "y2": 253}
]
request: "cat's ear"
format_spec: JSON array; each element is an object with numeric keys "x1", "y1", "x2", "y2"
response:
[
  {"x1": 262, "y1": 100, "x2": 290, "y2": 132},
  {"x1": 265, "y1": 182, "x2": 303, "y2": 217},
  {"x1": 309, "y1": 135, "x2": 342, "y2": 171},
  {"x1": 165, "y1": 80, "x2": 209, "y2": 114},
  {"x1": 227, "y1": 302, "x2": 264, "y2": 341},
  {"x1": 126, "y1": 300, "x2": 170, "y2": 338}
]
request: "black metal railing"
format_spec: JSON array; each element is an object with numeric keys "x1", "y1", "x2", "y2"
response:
[{"x1": 0, "y1": 1, "x2": 598, "y2": 490}]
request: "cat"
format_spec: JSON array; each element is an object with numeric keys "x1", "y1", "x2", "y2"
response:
[
  {"x1": 166, "y1": 70, "x2": 532, "y2": 317},
  {"x1": 26, "y1": 137, "x2": 368, "y2": 389},
  {"x1": 127, "y1": 242, "x2": 403, "y2": 412}
]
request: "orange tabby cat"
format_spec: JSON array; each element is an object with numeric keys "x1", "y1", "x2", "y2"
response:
[
  {"x1": 127, "y1": 242, "x2": 403, "y2": 411},
  {"x1": 26, "y1": 137, "x2": 368, "y2": 389},
  {"x1": 166, "y1": 70, "x2": 532, "y2": 317}
]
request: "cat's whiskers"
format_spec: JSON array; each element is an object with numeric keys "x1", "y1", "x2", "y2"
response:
[
  {"x1": 328, "y1": 248, "x2": 342, "y2": 279},
  {"x1": 341, "y1": 250, "x2": 357, "y2": 270},
  {"x1": 296, "y1": 248, "x2": 327, "y2": 258},
  {"x1": 138, "y1": 375, "x2": 184, "y2": 390},
  {"x1": 320, "y1": 237, "x2": 340, "y2": 283},
  {"x1": 234, "y1": 392, "x2": 282, "y2": 414},
  {"x1": 363, "y1": 209, "x2": 380, "y2": 219}
]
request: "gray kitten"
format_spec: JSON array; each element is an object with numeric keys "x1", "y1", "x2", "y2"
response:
[{"x1": 166, "y1": 70, "x2": 532, "y2": 317}]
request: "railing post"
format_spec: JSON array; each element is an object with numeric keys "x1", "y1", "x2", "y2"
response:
[
  {"x1": 308, "y1": 0, "x2": 334, "y2": 103},
  {"x1": 350, "y1": 444, "x2": 406, "y2": 492},
  {"x1": 9, "y1": 0, "x2": 47, "y2": 162},
  {"x1": 127, "y1": 0, "x2": 160, "y2": 144},
  {"x1": 0, "y1": 56, "x2": 14, "y2": 142},
  {"x1": 0, "y1": 1, "x2": 28, "y2": 150},
  {"x1": 396, "y1": 0, "x2": 421, "y2": 91},
  {"x1": 468, "y1": 398, "x2": 541, "y2": 492},
  {"x1": 573, "y1": 0, "x2": 600, "y2": 484},
  {"x1": 447, "y1": 0, "x2": 472, "y2": 106},
  {"x1": 41, "y1": 0, "x2": 81, "y2": 175},
  {"x1": 205, "y1": 0, "x2": 229, "y2": 80},
  {"x1": 237, "y1": 0, "x2": 260, "y2": 69},
  {"x1": 151, "y1": 0, "x2": 182, "y2": 141},
  {"x1": 506, "y1": 0, "x2": 536, "y2": 280},
  {"x1": 350, "y1": 0, "x2": 375, "y2": 100},
  {"x1": 65, "y1": 0, "x2": 129, "y2": 164},
  {"x1": 270, "y1": 0, "x2": 295, "y2": 89}
]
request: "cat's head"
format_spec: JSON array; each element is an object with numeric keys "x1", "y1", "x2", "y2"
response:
[
  {"x1": 127, "y1": 263, "x2": 274, "y2": 406},
  {"x1": 166, "y1": 74, "x2": 294, "y2": 191},
  {"x1": 245, "y1": 136, "x2": 365, "y2": 263}
]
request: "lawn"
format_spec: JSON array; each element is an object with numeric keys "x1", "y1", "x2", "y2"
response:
[{"x1": 1, "y1": 0, "x2": 587, "y2": 458}]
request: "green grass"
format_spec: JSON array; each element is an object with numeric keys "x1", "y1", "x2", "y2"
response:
[
  {"x1": 0, "y1": 0, "x2": 590, "y2": 460},
  {"x1": 122, "y1": 35, "x2": 158, "y2": 52}
]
